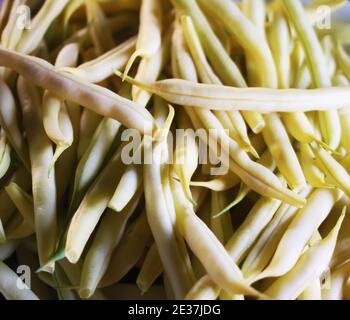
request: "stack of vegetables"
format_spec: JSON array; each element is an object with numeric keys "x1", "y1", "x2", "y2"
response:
[{"x1": 1, "y1": 0, "x2": 350, "y2": 300}]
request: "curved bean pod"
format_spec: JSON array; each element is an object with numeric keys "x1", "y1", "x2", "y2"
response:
[
  {"x1": 263, "y1": 211, "x2": 345, "y2": 300},
  {"x1": 0, "y1": 47, "x2": 155, "y2": 134}
]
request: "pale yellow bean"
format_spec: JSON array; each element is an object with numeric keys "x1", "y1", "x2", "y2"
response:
[
  {"x1": 171, "y1": 177, "x2": 260, "y2": 297},
  {"x1": 43, "y1": 43, "x2": 79, "y2": 170},
  {"x1": 0, "y1": 79, "x2": 29, "y2": 169},
  {"x1": 143, "y1": 106, "x2": 195, "y2": 299},
  {"x1": 185, "y1": 275, "x2": 220, "y2": 300},
  {"x1": 322, "y1": 263, "x2": 350, "y2": 300},
  {"x1": 136, "y1": 243, "x2": 163, "y2": 294},
  {"x1": 123, "y1": 0, "x2": 163, "y2": 78},
  {"x1": 100, "y1": 212, "x2": 152, "y2": 287},
  {"x1": 263, "y1": 211, "x2": 345, "y2": 300},
  {"x1": 262, "y1": 113, "x2": 306, "y2": 190},
  {"x1": 0, "y1": 0, "x2": 25, "y2": 50},
  {"x1": 4, "y1": 182, "x2": 34, "y2": 240},
  {"x1": 312, "y1": 144, "x2": 350, "y2": 197},
  {"x1": 18, "y1": 77, "x2": 57, "y2": 273},
  {"x1": 299, "y1": 143, "x2": 332, "y2": 188},
  {"x1": 282, "y1": 0, "x2": 341, "y2": 150},
  {"x1": 119, "y1": 75, "x2": 350, "y2": 113},
  {"x1": 255, "y1": 188, "x2": 342, "y2": 281},
  {"x1": 298, "y1": 279, "x2": 321, "y2": 300},
  {"x1": 16, "y1": 0, "x2": 69, "y2": 54},
  {"x1": 242, "y1": 187, "x2": 312, "y2": 279},
  {"x1": 0, "y1": 47, "x2": 155, "y2": 134},
  {"x1": 79, "y1": 191, "x2": 142, "y2": 299},
  {"x1": 61, "y1": 38, "x2": 136, "y2": 83},
  {"x1": 65, "y1": 145, "x2": 125, "y2": 263}
]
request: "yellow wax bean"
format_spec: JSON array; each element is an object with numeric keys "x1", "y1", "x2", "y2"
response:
[
  {"x1": 108, "y1": 164, "x2": 142, "y2": 213},
  {"x1": 173, "y1": 110, "x2": 199, "y2": 203},
  {"x1": 16, "y1": 0, "x2": 69, "y2": 54},
  {"x1": 268, "y1": 11, "x2": 319, "y2": 145},
  {"x1": 0, "y1": 79, "x2": 29, "y2": 169},
  {"x1": 312, "y1": 144, "x2": 350, "y2": 197},
  {"x1": 143, "y1": 106, "x2": 195, "y2": 299},
  {"x1": 298, "y1": 279, "x2": 321, "y2": 300},
  {"x1": 18, "y1": 77, "x2": 57, "y2": 273},
  {"x1": 299, "y1": 143, "x2": 332, "y2": 188},
  {"x1": 243, "y1": 0, "x2": 267, "y2": 86},
  {"x1": 171, "y1": 0, "x2": 245, "y2": 87},
  {"x1": 55, "y1": 98, "x2": 81, "y2": 201},
  {"x1": 185, "y1": 275, "x2": 220, "y2": 300},
  {"x1": 282, "y1": 0, "x2": 341, "y2": 150},
  {"x1": 4, "y1": 182, "x2": 34, "y2": 240},
  {"x1": 64, "y1": 37, "x2": 136, "y2": 83},
  {"x1": 214, "y1": 150, "x2": 276, "y2": 217},
  {"x1": 137, "y1": 243, "x2": 163, "y2": 294},
  {"x1": 100, "y1": 212, "x2": 152, "y2": 287},
  {"x1": 262, "y1": 113, "x2": 306, "y2": 190},
  {"x1": 322, "y1": 36, "x2": 336, "y2": 78},
  {"x1": 171, "y1": 177, "x2": 261, "y2": 298},
  {"x1": 119, "y1": 74, "x2": 350, "y2": 113},
  {"x1": 210, "y1": 191, "x2": 226, "y2": 244},
  {"x1": 190, "y1": 172, "x2": 240, "y2": 192},
  {"x1": 109, "y1": 33, "x2": 171, "y2": 212},
  {"x1": 322, "y1": 263, "x2": 350, "y2": 300},
  {"x1": 79, "y1": 191, "x2": 142, "y2": 299},
  {"x1": 0, "y1": 0, "x2": 25, "y2": 51},
  {"x1": 0, "y1": 47, "x2": 155, "y2": 134},
  {"x1": 242, "y1": 187, "x2": 312, "y2": 279},
  {"x1": 132, "y1": 30, "x2": 170, "y2": 107},
  {"x1": 226, "y1": 195, "x2": 282, "y2": 265},
  {"x1": 123, "y1": 0, "x2": 163, "y2": 78},
  {"x1": 43, "y1": 43, "x2": 79, "y2": 170},
  {"x1": 70, "y1": 83, "x2": 128, "y2": 209},
  {"x1": 190, "y1": 134, "x2": 266, "y2": 191},
  {"x1": 0, "y1": 130, "x2": 11, "y2": 179},
  {"x1": 65, "y1": 145, "x2": 126, "y2": 263},
  {"x1": 263, "y1": 211, "x2": 345, "y2": 300},
  {"x1": 255, "y1": 188, "x2": 342, "y2": 281}
]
